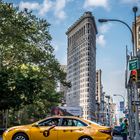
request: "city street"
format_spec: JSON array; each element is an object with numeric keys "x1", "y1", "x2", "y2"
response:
[
  {"x1": 113, "y1": 136, "x2": 123, "y2": 140},
  {"x1": 1, "y1": 1, "x2": 140, "y2": 140}
]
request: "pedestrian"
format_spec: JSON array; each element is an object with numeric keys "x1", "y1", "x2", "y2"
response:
[{"x1": 120, "y1": 118, "x2": 128, "y2": 140}]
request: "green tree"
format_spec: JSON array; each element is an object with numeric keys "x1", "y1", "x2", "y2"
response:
[{"x1": 0, "y1": 1, "x2": 69, "y2": 112}]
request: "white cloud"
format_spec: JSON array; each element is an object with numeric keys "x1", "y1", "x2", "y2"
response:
[
  {"x1": 19, "y1": 0, "x2": 69, "y2": 21},
  {"x1": 19, "y1": 1, "x2": 40, "y2": 11},
  {"x1": 84, "y1": 0, "x2": 110, "y2": 10},
  {"x1": 97, "y1": 35, "x2": 106, "y2": 47},
  {"x1": 98, "y1": 23, "x2": 112, "y2": 34},
  {"x1": 39, "y1": 0, "x2": 53, "y2": 16},
  {"x1": 97, "y1": 24, "x2": 111, "y2": 47},
  {"x1": 19, "y1": 0, "x2": 53, "y2": 16},
  {"x1": 54, "y1": 0, "x2": 67, "y2": 20}
]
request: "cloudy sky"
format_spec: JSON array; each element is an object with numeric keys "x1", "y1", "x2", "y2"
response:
[{"x1": 4, "y1": 0, "x2": 140, "y2": 104}]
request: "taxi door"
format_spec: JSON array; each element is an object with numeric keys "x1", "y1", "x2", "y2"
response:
[
  {"x1": 57, "y1": 126, "x2": 84, "y2": 140},
  {"x1": 30, "y1": 117, "x2": 61, "y2": 140},
  {"x1": 57, "y1": 118, "x2": 89, "y2": 140},
  {"x1": 30, "y1": 126, "x2": 58, "y2": 140}
]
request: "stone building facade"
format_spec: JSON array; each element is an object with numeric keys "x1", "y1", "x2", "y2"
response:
[{"x1": 66, "y1": 12, "x2": 97, "y2": 119}]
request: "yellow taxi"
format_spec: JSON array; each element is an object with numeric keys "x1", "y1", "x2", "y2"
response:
[{"x1": 3, "y1": 116, "x2": 112, "y2": 140}]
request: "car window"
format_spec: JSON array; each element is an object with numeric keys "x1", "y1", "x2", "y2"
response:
[
  {"x1": 61, "y1": 118, "x2": 88, "y2": 127},
  {"x1": 38, "y1": 118, "x2": 61, "y2": 126}
]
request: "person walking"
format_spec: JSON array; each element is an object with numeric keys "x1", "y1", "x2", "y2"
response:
[{"x1": 121, "y1": 119, "x2": 128, "y2": 140}]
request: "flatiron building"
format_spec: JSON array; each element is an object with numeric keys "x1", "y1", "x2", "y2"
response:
[{"x1": 66, "y1": 12, "x2": 97, "y2": 119}]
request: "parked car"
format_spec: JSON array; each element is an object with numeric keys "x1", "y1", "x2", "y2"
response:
[
  {"x1": 3, "y1": 116, "x2": 112, "y2": 140},
  {"x1": 112, "y1": 125, "x2": 122, "y2": 136}
]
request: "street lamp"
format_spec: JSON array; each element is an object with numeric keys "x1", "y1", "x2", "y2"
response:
[
  {"x1": 98, "y1": 18, "x2": 135, "y2": 56},
  {"x1": 133, "y1": 6, "x2": 138, "y2": 53}
]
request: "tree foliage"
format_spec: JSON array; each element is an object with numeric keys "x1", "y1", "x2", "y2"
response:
[{"x1": 0, "y1": 1, "x2": 68, "y2": 112}]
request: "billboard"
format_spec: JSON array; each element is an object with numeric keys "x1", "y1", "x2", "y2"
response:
[
  {"x1": 51, "y1": 106, "x2": 82, "y2": 116},
  {"x1": 59, "y1": 106, "x2": 82, "y2": 116}
]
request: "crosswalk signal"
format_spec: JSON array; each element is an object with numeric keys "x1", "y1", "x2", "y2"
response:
[{"x1": 131, "y1": 69, "x2": 137, "y2": 82}]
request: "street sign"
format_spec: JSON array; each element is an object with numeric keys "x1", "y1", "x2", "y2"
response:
[
  {"x1": 131, "y1": 101, "x2": 140, "y2": 105},
  {"x1": 129, "y1": 58, "x2": 139, "y2": 70}
]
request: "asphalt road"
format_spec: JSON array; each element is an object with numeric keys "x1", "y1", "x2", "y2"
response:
[{"x1": 113, "y1": 136, "x2": 123, "y2": 140}]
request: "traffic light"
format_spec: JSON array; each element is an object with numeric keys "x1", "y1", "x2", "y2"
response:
[{"x1": 130, "y1": 69, "x2": 137, "y2": 82}]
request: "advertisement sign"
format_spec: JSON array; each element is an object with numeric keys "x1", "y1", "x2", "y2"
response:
[
  {"x1": 59, "y1": 106, "x2": 82, "y2": 116},
  {"x1": 51, "y1": 106, "x2": 82, "y2": 117}
]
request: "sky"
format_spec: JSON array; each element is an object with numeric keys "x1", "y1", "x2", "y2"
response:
[{"x1": 4, "y1": 0, "x2": 140, "y2": 105}]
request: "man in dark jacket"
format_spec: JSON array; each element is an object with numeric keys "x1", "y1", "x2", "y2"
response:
[{"x1": 120, "y1": 119, "x2": 128, "y2": 140}]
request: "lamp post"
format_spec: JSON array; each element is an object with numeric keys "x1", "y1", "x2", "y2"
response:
[
  {"x1": 132, "y1": 7, "x2": 140, "y2": 140},
  {"x1": 98, "y1": 6, "x2": 139, "y2": 140}
]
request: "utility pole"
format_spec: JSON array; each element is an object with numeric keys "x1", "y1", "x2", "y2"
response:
[
  {"x1": 133, "y1": 81, "x2": 140, "y2": 140},
  {"x1": 126, "y1": 46, "x2": 134, "y2": 140},
  {"x1": 128, "y1": 86, "x2": 135, "y2": 139}
]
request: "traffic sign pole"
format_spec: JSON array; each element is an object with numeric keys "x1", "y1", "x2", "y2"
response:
[{"x1": 128, "y1": 87, "x2": 135, "y2": 139}]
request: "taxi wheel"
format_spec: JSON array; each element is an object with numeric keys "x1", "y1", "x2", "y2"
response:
[
  {"x1": 12, "y1": 133, "x2": 29, "y2": 140},
  {"x1": 79, "y1": 136, "x2": 93, "y2": 140}
]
